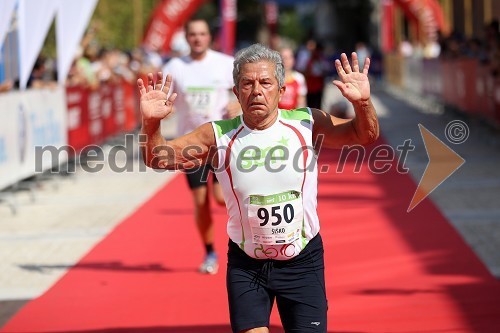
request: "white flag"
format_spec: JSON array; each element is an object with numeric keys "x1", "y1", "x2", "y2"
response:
[
  {"x1": 0, "y1": 0, "x2": 17, "y2": 51},
  {"x1": 18, "y1": 0, "x2": 59, "y2": 89},
  {"x1": 56, "y1": 0, "x2": 98, "y2": 85}
]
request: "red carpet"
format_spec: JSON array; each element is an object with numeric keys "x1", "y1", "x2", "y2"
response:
[{"x1": 2, "y1": 146, "x2": 500, "y2": 333}]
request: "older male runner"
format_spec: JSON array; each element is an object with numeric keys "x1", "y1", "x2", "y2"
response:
[{"x1": 139, "y1": 43, "x2": 379, "y2": 333}]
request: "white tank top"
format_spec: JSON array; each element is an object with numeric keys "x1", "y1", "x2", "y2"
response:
[{"x1": 212, "y1": 108, "x2": 320, "y2": 260}]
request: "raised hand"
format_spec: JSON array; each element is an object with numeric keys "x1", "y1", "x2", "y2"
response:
[
  {"x1": 333, "y1": 52, "x2": 370, "y2": 103},
  {"x1": 137, "y1": 72, "x2": 177, "y2": 121}
]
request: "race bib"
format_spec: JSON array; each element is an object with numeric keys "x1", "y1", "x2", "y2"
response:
[
  {"x1": 186, "y1": 87, "x2": 217, "y2": 117},
  {"x1": 248, "y1": 190, "x2": 303, "y2": 245}
]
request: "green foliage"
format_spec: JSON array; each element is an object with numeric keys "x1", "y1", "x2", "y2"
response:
[
  {"x1": 92, "y1": 0, "x2": 130, "y2": 49},
  {"x1": 41, "y1": 22, "x2": 56, "y2": 58},
  {"x1": 278, "y1": 9, "x2": 307, "y2": 45}
]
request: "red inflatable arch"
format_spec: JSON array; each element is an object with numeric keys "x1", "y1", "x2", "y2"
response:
[{"x1": 142, "y1": 0, "x2": 208, "y2": 53}]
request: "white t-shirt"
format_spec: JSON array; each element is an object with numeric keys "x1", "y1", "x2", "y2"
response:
[
  {"x1": 162, "y1": 50, "x2": 234, "y2": 135},
  {"x1": 212, "y1": 108, "x2": 320, "y2": 260}
]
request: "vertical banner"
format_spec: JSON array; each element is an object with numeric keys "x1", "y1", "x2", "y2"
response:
[
  {"x1": 142, "y1": 0, "x2": 207, "y2": 53},
  {"x1": 381, "y1": 0, "x2": 395, "y2": 53},
  {"x1": 17, "y1": 0, "x2": 59, "y2": 89},
  {"x1": 56, "y1": 0, "x2": 98, "y2": 86},
  {"x1": 0, "y1": 0, "x2": 17, "y2": 50},
  {"x1": 220, "y1": 0, "x2": 237, "y2": 55},
  {"x1": 264, "y1": 1, "x2": 278, "y2": 49}
]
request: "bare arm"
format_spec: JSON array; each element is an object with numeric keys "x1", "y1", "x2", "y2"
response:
[
  {"x1": 297, "y1": 94, "x2": 306, "y2": 109},
  {"x1": 313, "y1": 52, "x2": 379, "y2": 149},
  {"x1": 138, "y1": 72, "x2": 217, "y2": 169}
]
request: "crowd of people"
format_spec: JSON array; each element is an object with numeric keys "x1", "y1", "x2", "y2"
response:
[
  {"x1": 0, "y1": 44, "x2": 166, "y2": 93},
  {"x1": 397, "y1": 19, "x2": 500, "y2": 77},
  {"x1": 439, "y1": 19, "x2": 500, "y2": 76}
]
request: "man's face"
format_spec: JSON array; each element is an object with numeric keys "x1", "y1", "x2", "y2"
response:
[
  {"x1": 233, "y1": 61, "x2": 285, "y2": 118},
  {"x1": 186, "y1": 20, "x2": 211, "y2": 56}
]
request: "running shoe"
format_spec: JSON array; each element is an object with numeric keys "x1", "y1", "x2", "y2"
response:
[{"x1": 199, "y1": 252, "x2": 218, "y2": 274}]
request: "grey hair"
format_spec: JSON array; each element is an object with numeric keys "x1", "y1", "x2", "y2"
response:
[{"x1": 233, "y1": 43, "x2": 285, "y2": 89}]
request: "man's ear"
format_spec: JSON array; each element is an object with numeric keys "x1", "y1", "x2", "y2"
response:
[
  {"x1": 232, "y1": 86, "x2": 239, "y2": 99},
  {"x1": 278, "y1": 85, "x2": 286, "y2": 100}
]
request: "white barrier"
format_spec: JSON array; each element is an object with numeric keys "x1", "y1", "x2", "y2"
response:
[{"x1": 0, "y1": 87, "x2": 67, "y2": 190}]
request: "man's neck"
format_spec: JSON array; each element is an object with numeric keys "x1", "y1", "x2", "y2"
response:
[
  {"x1": 243, "y1": 109, "x2": 279, "y2": 131},
  {"x1": 190, "y1": 49, "x2": 209, "y2": 61}
]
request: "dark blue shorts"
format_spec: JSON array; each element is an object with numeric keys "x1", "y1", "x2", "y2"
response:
[{"x1": 226, "y1": 234, "x2": 327, "y2": 333}]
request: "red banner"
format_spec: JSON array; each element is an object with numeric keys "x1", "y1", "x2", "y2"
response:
[
  {"x1": 66, "y1": 86, "x2": 90, "y2": 154},
  {"x1": 142, "y1": 0, "x2": 207, "y2": 53},
  {"x1": 66, "y1": 81, "x2": 137, "y2": 153},
  {"x1": 456, "y1": 59, "x2": 477, "y2": 115},
  {"x1": 494, "y1": 78, "x2": 500, "y2": 127},
  {"x1": 221, "y1": 0, "x2": 237, "y2": 55},
  {"x1": 382, "y1": 0, "x2": 395, "y2": 53}
]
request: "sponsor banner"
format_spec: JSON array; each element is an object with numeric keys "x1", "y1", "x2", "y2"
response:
[
  {"x1": 20, "y1": 87, "x2": 68, "y2": 175},
  {"x1": 0, "y1": 87, "x2": 67, "y2": 190},
  {"x1": 87, "y1": 89, "x2": 104, "y2": 145},
  {"x1": 0, "y1": 92, "x2": 21, "y2": 190},
  {"x1": 447, "y1": 59, "x2": 477, "y2": 115},
  {"x1": 403, "y1": 56, "x2": 423, "y2": 95},
  {"x1": 66, "y1": 86, "x2": 91, "y2": 153},
  {"x1": 422, "y1": 58, "x2": 442, "y2": 98},
  {"x1": 101, "y1": 84, "x2": 116, "y2": 139},
  {"x1": 66, "y1": 81, "x2": 137, "y2": 152},
  {"x1": 440, "y1": 60, "x2": 455, "y2": 106},
  {"x1": 495, "y1": 77, "x2": 500, "y2": 127},
  {"x1": 123, "y1": 81, "x2": 139, "y2": 132}
]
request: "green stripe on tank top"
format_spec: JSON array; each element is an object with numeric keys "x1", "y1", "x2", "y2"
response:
[
  {"x1": 214, "y1": 116, "x2": 242, "y2": 138},
  {"x1": 280, "y1": 108, "x2": 311, "y2": 123},
  {"x1": 239, "y1": 226, "x2": 245, "y2": 250},
  {"x1": 301, "y1": 220, "x2": 308, "y2": 249}
]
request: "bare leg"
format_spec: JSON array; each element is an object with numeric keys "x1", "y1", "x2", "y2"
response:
[
  {"x1": 212, "y1": 182, "x2": 225, "y2": 206},
  {"x1": 192, "y1": 186, "x2": 213, "y2": 245},
  {"x1": 192, "y1": 185, "x2": 218, "y2": 274}
]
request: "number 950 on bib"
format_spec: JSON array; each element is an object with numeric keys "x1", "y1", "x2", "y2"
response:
[{"x1": 248, "y1": 190, "x2": 303, "y2": 245}]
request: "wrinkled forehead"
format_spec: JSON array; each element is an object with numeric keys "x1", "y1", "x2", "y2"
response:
[{"x1": 238, "y1": 61, "x2": 277, "y2": 80}]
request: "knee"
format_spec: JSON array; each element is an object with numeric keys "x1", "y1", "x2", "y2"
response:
[{"x1": 214, "y1": 195, "x2": 225, "y2": 206}]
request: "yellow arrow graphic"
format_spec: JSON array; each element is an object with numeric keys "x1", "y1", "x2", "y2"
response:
[{"x1": 408, "y1": 124, "x2": 466, "y2": 212}]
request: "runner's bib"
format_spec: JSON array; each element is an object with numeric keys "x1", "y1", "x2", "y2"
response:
[
  {"x1": 248, "y1": 190, "x2": 303, "y2": 245},
  {"x1": 186, "y1": 87, "x2": 217, "y2": 117}
]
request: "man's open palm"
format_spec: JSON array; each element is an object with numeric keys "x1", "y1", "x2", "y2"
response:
[
  {"x1": 333, "y1": 52, "x2": 371, "y2": 103},
  {"x1": 137, "y1": 72, "x2": 177, "y2": 121}
]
